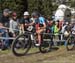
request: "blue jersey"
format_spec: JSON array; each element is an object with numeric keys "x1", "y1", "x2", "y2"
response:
[
  {"x1": 39, "y1": 17, "x2": 45, "y2": 24},
  {"x1": 35, "y1": 17, "x2": 45, "y2": 27},
  {"x1": 35, "y1": 17, "x2": 45, "y2": 24}
]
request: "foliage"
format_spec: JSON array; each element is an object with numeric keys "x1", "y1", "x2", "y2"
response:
[
  {"x1": 0, "y1": 0, "x2": 58, "y2": 17},
  {"x1": 1, "y1": 0, "x2": 25, "y2": 17},
  {"x1": 28, "y1": 0, "x2": 58, "y2": 17}
]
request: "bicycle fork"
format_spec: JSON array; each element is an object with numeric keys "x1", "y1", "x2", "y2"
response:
[{"x1": 30, "y1": 34, "x2": 34, "y2": 41}]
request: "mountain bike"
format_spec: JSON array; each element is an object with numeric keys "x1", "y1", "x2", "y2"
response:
[
  {"x1": 66, "y1": 31, "x2": 75, "y2": 51},
  {"x1": 11, "y1": 31, "x2": 52, "y2": 56}
]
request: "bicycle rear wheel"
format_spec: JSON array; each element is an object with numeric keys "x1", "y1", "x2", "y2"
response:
[
  {"x1": 39, "y1": 41, "x2": 51, "y2": 53},
  {"x1": 11, "y1": 33, "x2": 32, "y2": 56},
  {"x1": 66, "y1": 36, "x2": 75, "y2": 51},
  {"x1": 39, "y1": 33, "x2": 52, "y2": 53}
]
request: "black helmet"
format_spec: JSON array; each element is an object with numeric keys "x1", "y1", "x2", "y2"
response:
[{"x1": 31, "y1": 11, "x2": 40, "y2": 17}]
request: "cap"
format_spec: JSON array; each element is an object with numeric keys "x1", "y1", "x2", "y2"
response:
[
  {"x1": 3, "y1": 9, "x2": 11, "y2": 13},
  {"x1": 24, "y1": 11, "x2": 29, "y2": 16},
  {"x1": 12, "y1": 12, "x2": 17, "y2": 16}
]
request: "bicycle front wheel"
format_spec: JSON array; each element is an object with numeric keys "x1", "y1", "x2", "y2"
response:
[
  {"x1": 11, "y1": 33, "x2": 32, "y2": 56},
  {"x1": 66, "y1": 36, "x2": 75, "y2": 51}
]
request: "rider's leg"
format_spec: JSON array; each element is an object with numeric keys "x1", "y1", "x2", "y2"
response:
[
  {"x1": 37, "y1": 34, "x2": 41, "y2": 45},
  {"x1": 36, "y1": 29, "x2": 44, "y2": 45}
]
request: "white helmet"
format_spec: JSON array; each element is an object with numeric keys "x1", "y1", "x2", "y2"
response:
[{"x1": 24, "y1": 11, "x2": 29, "y2": 16}]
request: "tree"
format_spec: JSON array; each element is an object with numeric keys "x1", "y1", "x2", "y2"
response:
[
  {"x1": 28, "y1": 0, "x2": 38, "y2": 13},
  {"x1": 28, "y1": 0, "x2": 56, "y2": 17},
  {"x1": 70, "y1": 0, "x2": 75, "y2": 7},
  {"x1": 0, "y1": 0, "x2": 27, "y2": 17},
  {"x1": 0, "y1": 0, "x2": 58, "y2": 17}
]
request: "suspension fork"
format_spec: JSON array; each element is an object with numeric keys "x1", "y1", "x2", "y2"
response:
[{"x1": 30, "y1": 34, "x2": 34, "y2": 41}]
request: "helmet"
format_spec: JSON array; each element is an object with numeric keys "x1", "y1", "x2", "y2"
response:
[
  {"x1": 24, "y1": 11, "x2": 29, "y2": 16},
  {"x1": 31, "y1": 11, "x2": 40, "y2": 17}
]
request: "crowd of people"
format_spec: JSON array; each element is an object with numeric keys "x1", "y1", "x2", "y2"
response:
[{"x1": 0, "y1": 8, "x2": 75, "y2": 50}]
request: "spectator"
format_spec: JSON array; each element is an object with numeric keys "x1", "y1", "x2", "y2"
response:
[
  {"x1": 9, "y1": 12, "x2": 19, "y2": 37},
  {"x1": 53, "y1": 21, "x2": 59, "y2": 35},
  {"x1": 20, "y1": 11, "x2": 34, "y2": 33},
  {"x1": 0, "y1": 9, "x2": 11, "y2": 50},
  {"x1": 46, "y1": 17, "x2": 54, "y2": 33},
  {"x1": 71, "y1": 22, "x2": 75, "y2": 35},
  {"x1": 64, "y1": 22, "x2": 71, "y2": 40},
  {"x1": 53, "y1": 21, "x2": 60, "y2": 45},
  {"x1": 0, "y1": 22, "x2": 9, "y2": 50},
  {"x1": 62, "y1": 22, "x2": 69, "y2": 34},
  {"x1": 0, "y1": 9, "x2": 11, "y2": 27},
  {"x1": 46, "y1": 17, "x2": 54, "y2": 46}
]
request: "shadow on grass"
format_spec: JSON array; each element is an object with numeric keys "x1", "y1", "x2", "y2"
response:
[
  {"x1": 26, "y1": 51, "x2": 40, "y2": 56},
  {"x1": 51, "y1": 47, "x2": 59, "y2": 51},
  {"x1": 13, "y1": 47, "x2": 59, "y2": 57}
]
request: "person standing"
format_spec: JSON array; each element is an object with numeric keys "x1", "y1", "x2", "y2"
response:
[
  {"x1": 20, "y1": 11, "x2": 34, "y2": 33},
  {"x1": 0, "y1": 9, "x2": 11, "y2": 27},
  {"x1": 9, "y1": 12, "x2": 19, "y2": 37},
  {"x1": 0, "y1": 9, "x2": 11, "y2": 50}
]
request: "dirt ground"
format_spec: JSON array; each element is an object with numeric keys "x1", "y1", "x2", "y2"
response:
[{"x1": 0, "y1": 46, "x2": 75, "y2": 63}]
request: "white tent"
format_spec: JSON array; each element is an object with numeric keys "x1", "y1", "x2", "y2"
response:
[
  {"x1": 55, "y1": 9, "x2": 64, "y2": 21},
  {"x1": 54, "y1": 4, "x2": 67, "y2": 21},
  {"x1": 58, "y1": 4, "x2": 67, "y2": 9}
]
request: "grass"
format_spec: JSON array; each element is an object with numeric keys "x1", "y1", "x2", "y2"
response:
[
  {"x1": 0, "y1": 46, "x2": 75, "y2": 63},
  {"x1": 0, "y1": 49, "x2": 11, "y2": 54}
]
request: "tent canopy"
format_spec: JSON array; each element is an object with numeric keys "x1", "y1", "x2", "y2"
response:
[{"x1": 55, "y1": 9, "x2": 64, "y2": 21}]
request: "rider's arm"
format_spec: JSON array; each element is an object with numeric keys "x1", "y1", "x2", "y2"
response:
[
  {"x1": 28, "y1": 18, "x2": 35, "y2": 26},
  {"x1": 20, "y1": 18, "x2": 25, "y2": 33},
  {"x1": 28, "y1": 21, "x2": 35, "y2": 26},
  {"x1": 40, "y1": 23, "x2": 46, "y2": 29},
  {"x1": 39, "y1": 17, "x2": 46, "y2": 29},
  {"x1": 21, "y1": 24, "x2": 24, "y2": 33}
]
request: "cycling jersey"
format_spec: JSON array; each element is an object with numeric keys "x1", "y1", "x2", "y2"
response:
[
  {"x1": 35, "y1": 17, "x2": 45, "y2": 27},
  {"x1": 39, "y1": 17, "x2": 45, "y2": 24},
  {"x1": 35, "y1": 16, "x2": 45, "y2": 30}
]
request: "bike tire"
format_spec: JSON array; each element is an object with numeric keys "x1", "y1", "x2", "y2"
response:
[
  {"x1": 39, "y1": 33, "x2": 53, "y2": 53},
  {"x1": 39, "y1": 41, "x2": 51, "y2": 53},
  {"x1": 11, "y1": 33, "x2": 32, "y2": 56},
  {"x1": 66, "y1": 36, "x2": 75, "y2": 51}
]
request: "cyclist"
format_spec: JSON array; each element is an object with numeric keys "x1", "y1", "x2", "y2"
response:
[{"x1": 31, "y1": 12, "x2": 46, "y2": 46}]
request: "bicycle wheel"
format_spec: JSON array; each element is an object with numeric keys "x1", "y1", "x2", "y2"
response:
[
  {"x1": 11, "y1": 33, "x2": 32, "y2": 56},
  {"x1": 39, "y1": 41, "x2": 51, "y2": 53},
  {"x1": 39, "y1": 33, "x2": 52, "y2": 53},
  {"x1": 66, "y1": 36, "x2": 75, "y2": 51}
]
